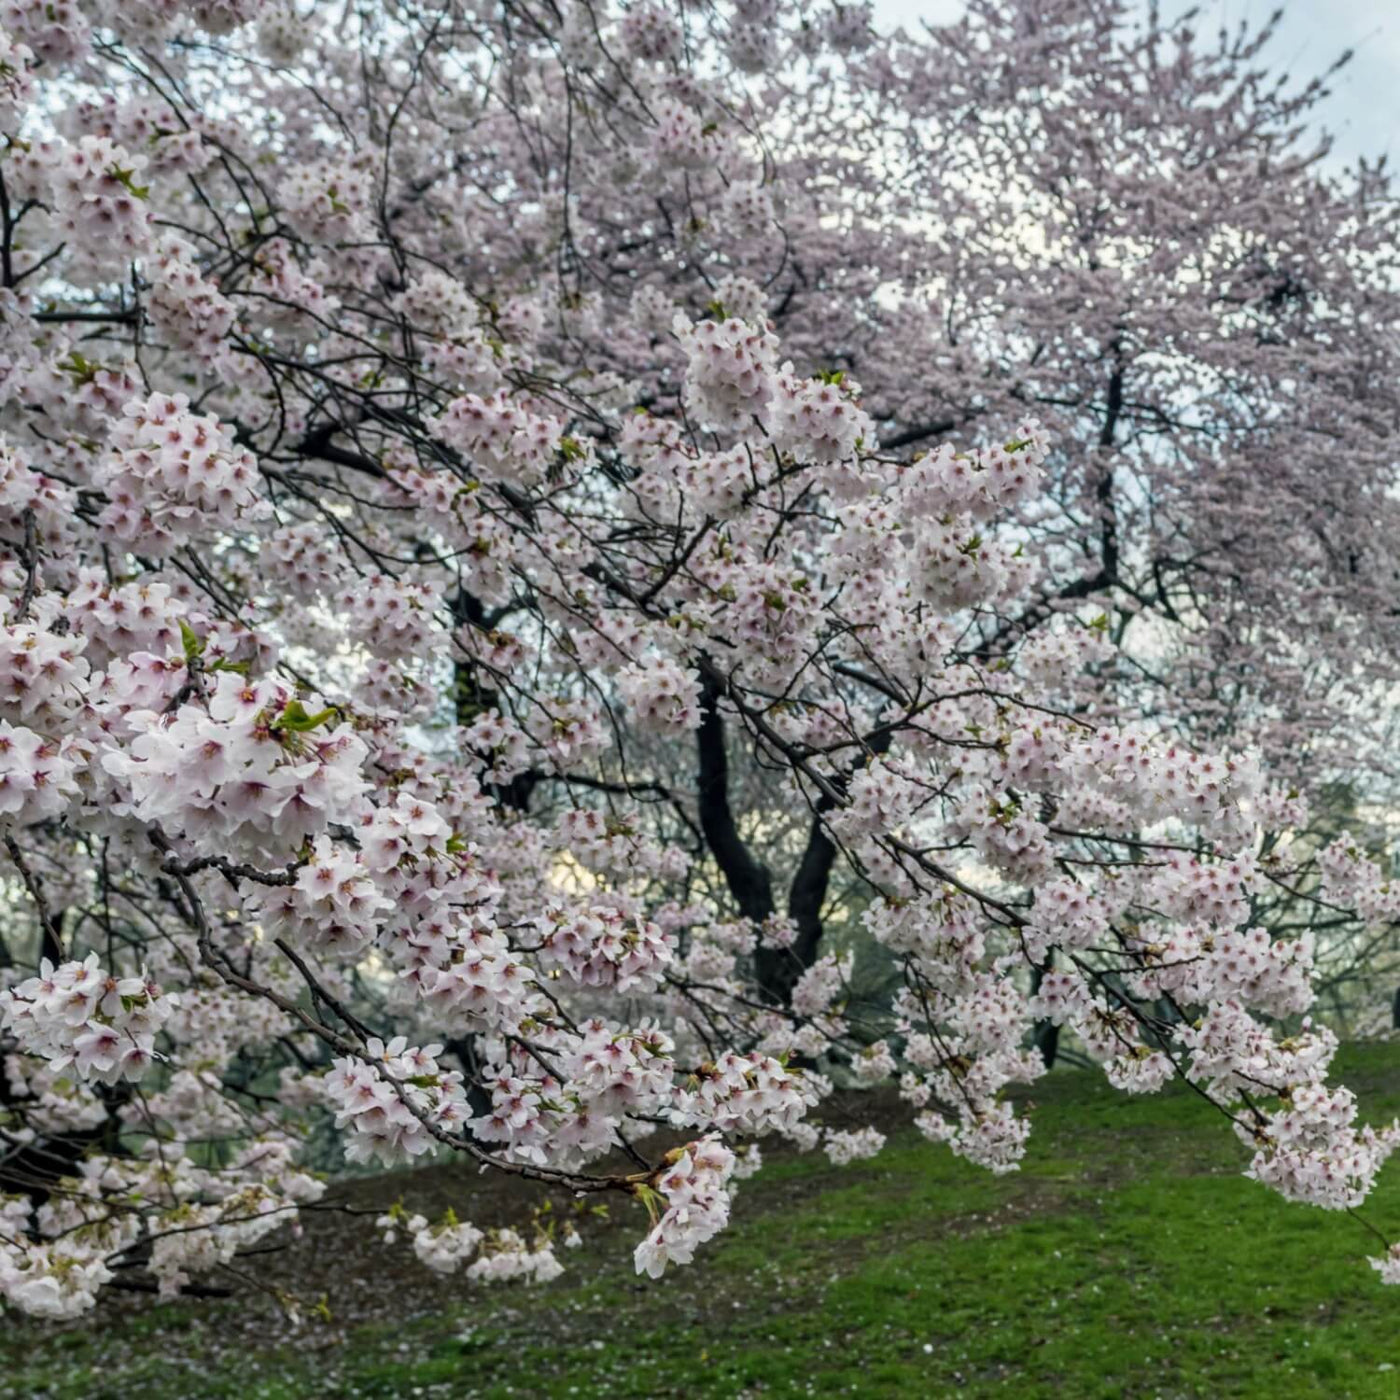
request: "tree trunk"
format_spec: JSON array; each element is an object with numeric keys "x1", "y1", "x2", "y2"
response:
[{"x1": 1028, "y1": 960, "x2": 1059, "y2": 1069}]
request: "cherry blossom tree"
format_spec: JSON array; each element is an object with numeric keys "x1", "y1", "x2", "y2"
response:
[
  {"x1": 887, "y1": 3, "x2": 1400, "y2": 782},
  {"x1": 0, "y1": 0, "x2": 1399, "y2": 1321}
]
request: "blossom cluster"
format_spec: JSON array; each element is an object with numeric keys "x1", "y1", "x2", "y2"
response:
[
  {"x1": 634, "y1": 1137, "x2": 736, "y2": 1278},
  {"x1": 96, "y1": 393, "x2": 266, "y2": 553},
  {"x1": 103, "y1": 673, "x2": 369, "y2": 860},
  {"x1": 324, "y1": 1038, "x2": 470, "y2": 1166},
  {"x1": 1, "y1": 955, "x2": 176, "y2": 1083}
]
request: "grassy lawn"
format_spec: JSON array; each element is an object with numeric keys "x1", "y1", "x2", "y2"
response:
[{"x1": 5, "y1": 1043, "x2": 1400, "y2": 1399}]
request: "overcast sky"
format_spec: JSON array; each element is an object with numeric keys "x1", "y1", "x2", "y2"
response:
[{"x1": 868, "y1": 0, "x2": 1400, "y2": 168}]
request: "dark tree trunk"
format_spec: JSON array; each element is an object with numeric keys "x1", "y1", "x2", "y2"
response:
[
  {"x1": 449, "y1": 587, "x2": 533, "y2": 1123},
  {"x1": 1028, "y1": 959, "x2": 1060, "y2": 1070},
  {"x1": 0, "y1": 1080, "x2": 130, "y2": 1205},
  {"x1": 452, "y1": 589, "x2": 537, "y2": 812},
  {"x1": 756, "y1": 818, "x2": 837, "y2": 1005},
  {"x1": 696, "y1": 675, "x2": 774, "y2": 928},
  {"x1": 698, "y1": 674, "x2": 895, "y2": 1007}
]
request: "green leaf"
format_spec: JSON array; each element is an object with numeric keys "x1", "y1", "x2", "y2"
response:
[
  {"x1": 107, "y1": 165, "x2": 150, "y2": 200},
  {"x1": 632, "y1": 1181, "x2": 664, "y2": 1228},
  {"x1": 272, "y1": 699, "x2": 338, "y2": 733},
  {"x1": 57, "y1": 350, "x2": 100, "y2": 387},
  {"x1": 178, "y1": 620, "x2": 205, "y2": 664}
]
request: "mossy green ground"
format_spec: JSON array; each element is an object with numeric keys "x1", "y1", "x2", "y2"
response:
[{"x1": 5, "y1": 1043, "x2": 1400, "y2": 1399}]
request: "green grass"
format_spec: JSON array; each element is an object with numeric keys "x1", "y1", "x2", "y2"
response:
[{"x1": 5, "y1": 1043, "x2": 1400, "y2": 1399}]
